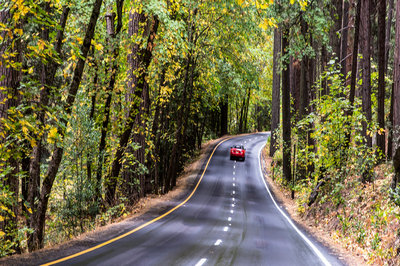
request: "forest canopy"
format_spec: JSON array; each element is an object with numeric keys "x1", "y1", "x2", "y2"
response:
[{"x1": 0, "y1": 0, "x2": 276, "y2": 255}]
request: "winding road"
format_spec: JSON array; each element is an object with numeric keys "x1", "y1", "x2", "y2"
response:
[{"x1": 43, "y1": 133, "x2": 343, "y2": 266}]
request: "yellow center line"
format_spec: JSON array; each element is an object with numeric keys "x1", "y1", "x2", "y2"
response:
[{"x1": 42, "y1": 137, "x2": 231, "y2": 266}]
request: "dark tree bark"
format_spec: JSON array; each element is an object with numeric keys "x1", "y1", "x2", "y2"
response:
[
  {"x1": 390, "y1": 0, "x2": 400, "y2": 188},
  {"x1": 0, "y1": 8, "x2": 22, "y2": 253},
  {"x1": 298, "y1": 14, "x2": 311, "y2": 180},
  {"x1": 282, "y1": 28, "x2": 292, "y2": 184},
  {"x1": 349, "y1": 0, "x2": 362, "y2": 106},
  {"x1": 238, "y1": 97, "x2": 245, "y2": 133},
  {"x1": 166, "y1": 53, "x2": 196, "y2": 191},
  {"x1": 219, "y1": 95, "x2": 228, "y2": 136},
  {"x1": 124, "y1": 10, "x2": 148, "y2": 201},
  {"x1": 331, "y1": 0, "x2": 343, "y2": 61},
  {"x1": 388, "y1": 84, "x2": 394, "y2": 159},
  {"x1": 385, "y1": 0, "x2": 394, "y2": 74},
  {"x1": 147, "y1": 66, "x2": 167, "y2": 193},
  {"x1": 26, "y1": 6, "x2": 70, "y2": 250},
  {"x1": 360, "y1": 0, "x2": 372, "y2": 148},
  {"x1": 299, "y1": 15, "x2": 309, "y2": 120},
  {"x1": 105, "y1": 9, "x2": 159, "y2": 205},
  {"x1": 345, "y1": 0, "x2": 355, "y2": 86},
  {"x1": 340, "y1": 1, "x2": 350, "y2": 82},
  {"x1": 166, "y1": 9, "x2": 198, "y2": 192},
  {"x1": 290, "y1": 58, "x2": 300, "y2": 117},
  {"x1": 392, "y1": 0, "x2": 400, "y2": 165},
  {"x1": 270, "y1": 28, "x2": 281, "y2": 157},
  {"x1": 243, "y1": 87, "x2": 251, "y2": 132},
  {"x1": 386, "y1": 0, "x2": 394, "y2": 159},
  {"x1": 28, "y1": 2, "x2": 53, "y2": 236},
  {"x1": 376, "y1": 0, "x2": 386, "y2": 157},
  {"x1": 95, "y1": 2, "x2": 124, "y2": 204},
  {"x1": 320, "y1": 46, "x2": 328, "y2": 95},
  {"x1": 28, "y1": 0, "x2": 102, "y2": 251}
]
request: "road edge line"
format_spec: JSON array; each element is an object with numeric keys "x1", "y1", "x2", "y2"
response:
[
  {"x1": 42, "y1": 137, "x2": 230, "y2": 266},
  {"x1": 257, "y1": 140, "x2": 332, "y2": 266}
]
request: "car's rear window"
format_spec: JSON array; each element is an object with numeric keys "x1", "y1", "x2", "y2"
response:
[{"x1": 233, "y1": 145, "x2": 243, "y2": 149}]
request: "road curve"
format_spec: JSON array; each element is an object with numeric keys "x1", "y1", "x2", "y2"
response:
[{"x1": 43, "y1": 133, "x2": 343, "y2": 266}]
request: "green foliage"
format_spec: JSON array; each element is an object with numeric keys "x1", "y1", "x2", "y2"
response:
[{"x1": 294, "y1": 63, "x2": 377, "y2": 203}]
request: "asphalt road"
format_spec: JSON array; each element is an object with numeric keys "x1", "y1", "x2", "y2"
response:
[{"x1": 44, "y1": 133, "x2": 343, "y2": 266}]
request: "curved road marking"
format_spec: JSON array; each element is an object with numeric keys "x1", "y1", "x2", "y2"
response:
[
  {"x1": 42, "y1": 138, "x2": 231, "y2": 266},
  {"x1": 257, "y1": 141, "x2": 332, "y2": 266}
]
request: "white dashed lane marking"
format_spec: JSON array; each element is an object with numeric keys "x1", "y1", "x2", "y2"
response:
[
  {"x1": 195, "y1": 258, "x2": 207, "y2": 266},
  {"x1": 214, "y1": 239, "x2": 222, "y2": 246},
  {"x1": 223, "y1": 226, "x2": 228, "y2": 232},
  {"x1": 228, "y1": 217, "x2": 232, "y2": 221}
]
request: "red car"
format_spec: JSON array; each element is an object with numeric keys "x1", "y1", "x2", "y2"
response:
[{"x1": 230, "y1": 145, "x2": 246, "y2": 161}]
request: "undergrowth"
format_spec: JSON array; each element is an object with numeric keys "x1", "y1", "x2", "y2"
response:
[{"x1": 268, "y1": 64, "x2": 400, "y2": 264}]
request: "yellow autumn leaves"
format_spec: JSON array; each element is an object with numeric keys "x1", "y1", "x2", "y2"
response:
[
  {"x1": 236, "y1": 0, "x2": 308, "y2": 30},
  {"x1": 237, "y1": 0, "x2": 308, "y2": 10},
  {"x1": 237, "y1": 0, "x2": 273, "y2": 9}
]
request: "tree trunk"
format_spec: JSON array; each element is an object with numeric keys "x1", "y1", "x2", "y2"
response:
[
  {"x1": 166, "y1": 53, "x2": 196, "y2": 191},
  {"x1": 105, "y1": 10, "x2": 158, "y2": 205},
  {"x1": 28, "y1": 0, "x2": 102, "y2": 251},
  {"x1": 0, "y1": 8, "x2": 22, "y2": 253},
  {"x1": 95, "y1": 4, "x2": 123, "y2": 204},
  {"x1": 243, "y1": 87, "x2": 251, "y2": 132},
  {"x1": 376, "y1": 0, "x2": 386, "y2": 157},
  {"x1": 270, "y1": 28, "x2": 281, "y2": 157},
  {"x1": 392, "y1": 0, "x2": 400, "y2": 163},
  {"x1": 341, "y1": 1, "x2": 350, "y2": 81},
  {"x1": 386, "y1": 0, "x2": 394, "y2": 159},
  {"x1": 282, "y1": 28, "x2": 292, "y2": 184},
  {"x1": 299, "y1": 15, "x2": 309, "y2": 120},
  {"x1": 388, "y1": 83, "x2": 394, "y2": 159},
  {"x1": 219, "y1": 95, "x2": 228, "y2": 136},
  {"x1": 349, "y1": 0, "x2": 362, "y2": 107},
  {"x1": 321, "y1": 46, "x2": 328, "y2": 95},
  {"x1": 290, "y1": 58, "x2": 300, "y2": 117},
  {"x1": 238, "y1": 96, "x2": 246, "y2": 133},
  {"x1": 148, "y1": 67, "x2": 167, "y2": 194},
  {"x1": 360, "y1": 0, "x2": 372, "y2": 148},
  {"x1": 298, "y1": 15, "x2": 311, "y2": 180},
  {"x1": 120, "y1": 9, "x2": 147, "y2": 202},
  {"x1": 331, "y1": 0, "x2": 343, "y2": 61},
  {"x1": 385, "y1": 0, "x2": 394, "y2": 74}
]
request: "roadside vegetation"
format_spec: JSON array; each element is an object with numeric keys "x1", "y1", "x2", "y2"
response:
[{"x1": 268, "y1": 0, "x2": 400, "y2": 264}]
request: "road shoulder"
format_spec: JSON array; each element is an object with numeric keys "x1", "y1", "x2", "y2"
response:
[{"x1": 260, "y1": 147, "x2": 366, "y2": 266}]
